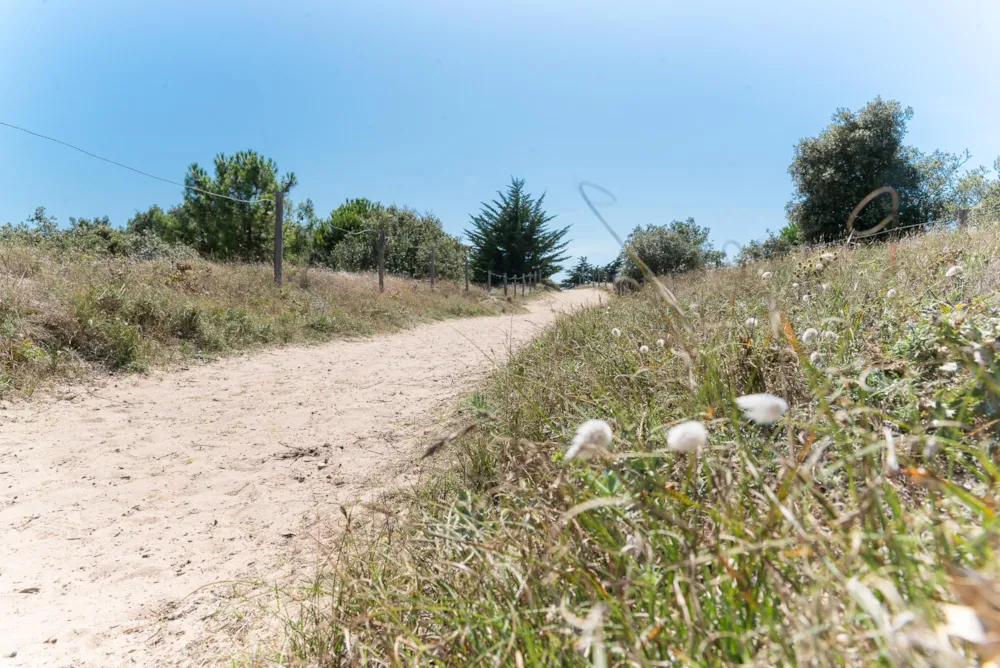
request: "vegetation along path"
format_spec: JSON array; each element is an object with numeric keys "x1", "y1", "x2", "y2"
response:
[{"x1": 0, "y1": 288, "x2": 600, "y2": 667}]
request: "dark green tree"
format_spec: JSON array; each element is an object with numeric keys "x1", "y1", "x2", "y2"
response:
[
  {"x1": 467, "y1": 178, "x2": 570, "y2": 281},
  {"x1": 175, "y1": 150, "x2": 296, "y2": 260},
  {"x1": 562, "y1": 256, "x2": 594, "y2": 288},
  {"x1": 787, "y1": 98, "x2": 941, "y2": 243},
  {"x1": 311, "y1": 198, "x2": 383, "y2": 265}
]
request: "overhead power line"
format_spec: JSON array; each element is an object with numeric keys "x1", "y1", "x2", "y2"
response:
[{"x1": 0, "y1": 120, "x2": 270, "y2": 205}]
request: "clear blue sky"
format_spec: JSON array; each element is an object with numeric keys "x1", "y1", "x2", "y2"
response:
[{"x1": 2, "y1": 0, "x2": 998, "y2": 270}]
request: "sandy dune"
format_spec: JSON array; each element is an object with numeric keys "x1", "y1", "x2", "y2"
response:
[{"x1": 0, "y1": 288, "x2": 600, "y2": 666}]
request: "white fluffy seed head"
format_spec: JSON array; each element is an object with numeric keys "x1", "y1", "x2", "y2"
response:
[
  {"x1": 809, "y1": 351, "x2": 824, "y2": 366},
  {"x1": 801, "y1": 328, "x2": 819, "y2": 344},
  {"x1": 885, "y1": 288, "x2": 897, "y2": 299},
  {"x1": 822, "y1": 330, "x2": 839, "y2": 342},
  {"x1": 792, "y1": 282, "x2": 799, "y2": 288},
  {"x1": 745, "y1": 318, "x2": 759, "y2": 328},
  {"x1": 566, "y1": 419, "x2": 613, "y2": 461},
  {"x1": 815, "y1": 262, "x2": 824, "y2": 271},
  {"x1": 802, "y1": 294, "x2": 811, "y2": 303},
  {"x1": 760, "y1": 271, "x2": 773, "y2": 279},
  {"x1": 639, "y1": 345, "x2": 650, "y2": 354},
  {"x1": 820, "y1": 252, "x2": 836, "y2": 261},
  {"x1": 820, "y1": 283, "x2": 830, "y2": 292},
  {"x1": 945, "y1": 265, "x2": 963, "y2": 278},
  {"x1": 611, "y1": 328, "x2": 622, "y2": 338},
  {"x1": 735, "y1": 393, "x2": 789, "y2": 425},
  {"x1": 655, "y1": 338, "x2": 666, "y2": 348},
  {"x1": 666, "y1": 421, "x2": 708, "y2": 453}
]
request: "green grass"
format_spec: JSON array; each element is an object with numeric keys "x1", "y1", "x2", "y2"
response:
[
  {"x1": 0, "y1": 243, "x2": 518, "y2": 395},
  {"x1": 270, "y1": 223, "x2": 1000, "y2": 666}
]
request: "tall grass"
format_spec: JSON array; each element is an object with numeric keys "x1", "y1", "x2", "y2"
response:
[
  {"x1": 274, "y1": 224, "x2": 1000, "y2": 666},
  {"x1": 0, "y1": 243, "x2": 514, "y2": 395}
]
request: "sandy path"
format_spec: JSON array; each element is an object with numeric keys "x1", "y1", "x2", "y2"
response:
[{"x1": 0, "y1": 288, "x2": 600, "y2": 667}]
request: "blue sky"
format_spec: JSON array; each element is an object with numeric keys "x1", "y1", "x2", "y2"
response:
[{"x1": 2, "y1": 0, "x2": 998, "y2": 270}]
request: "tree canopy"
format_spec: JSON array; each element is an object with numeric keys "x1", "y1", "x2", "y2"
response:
[
  {"x1": 786, "y1": 98, "x2": 942, "y2": 243},
  {"x1": 171, "y1": 150, "x2": 297, "y2": 260},
  {"x1": 619, "y1": 218, "x2": 723, "y2": 280},
  {"x1": 466, "y1": 178, "x2": 570, "y2": 280}
]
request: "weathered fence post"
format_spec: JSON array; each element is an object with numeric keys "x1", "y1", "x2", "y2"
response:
[
  {"x1": 487, "y1": 270, "x2": 492, "y2": 292},
  {"x1": 377, "y1": 229, "x2": 385, "y2": 293},
  {"x1": 503, "y1": 273, "x2": 508, "y2": 297},
  {"x1": 430, "y1": 247, "x2": 436, "y2": 291},
  {"x1": 521, "y1": 275, "x2": 525, "y2": 296},
  {"x1": 273, "y1": 191, "x2": 284, "y2": 286},
  {"x1": 464, "y1": 251, "x2": 469, "y2": 292},
  {"x1": 958, "y1": 208, "x2": 969, "y2": 227}
]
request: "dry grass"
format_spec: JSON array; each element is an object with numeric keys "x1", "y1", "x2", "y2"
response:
[
  {"x1": 0, "y1": 243, "x2": 517, "y2": 395},
  {"x1": 265, "y1": 223, "x2": 1000, "y2": 666}
]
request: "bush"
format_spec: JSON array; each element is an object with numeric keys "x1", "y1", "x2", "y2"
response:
[
  {"x1": 331, "y1": 205, "x2": 466, "y2": 280},
  {"x1": 620, "y1": 218, "x2": 723, "y2": 281}
]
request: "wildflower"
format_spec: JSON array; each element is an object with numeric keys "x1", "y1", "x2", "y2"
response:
[
  {"x1": 666, "y1": 421, "x2": 708, "y2": 452},
  {"x1": 760, "y1": 271, "x2": 773, "y2": 279},
  {"x1": 745, "y1": 318, "x2": 759, "y2": 328},
  {"x1": 809, "y1": 351, "x2": 824, "y2": 366},
  {"x1": 655, "y1": 338, "x2": 665, "y2": 348},
  {"x1": 939, "y1": 361, "x2": 959, "y2": 373},
  {"x1": 611, "y1": 328, "x2": 622, "y2": 338},
  {"x1": 801, "y1": 328, "x2": 819, "y2": 344},
  {"x1": 820, "y1": 252, "x2": 836, "y2": 261},
  {"x1": 885, "y1": 288, "x2": 897, "y2": 299},
  {"x1": 639, "y1": 345, "x2": 649, "y2": 354},
  {"x1": 821, "y1": 331, "x2": 838, "y2": 342},
  {"x1": 945, "y1": 265, "x2": 963, "y2": 278},
  {"x1": 566, "y1": 419, "x2": 613, "y2": 461},
  {"x1": 735, "y1": 393, "x2": 788, "y2": 425}
]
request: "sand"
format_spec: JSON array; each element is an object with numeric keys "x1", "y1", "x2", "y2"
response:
[{"x1": 0, "y1": 288, "x2": 601, "y2": 666}]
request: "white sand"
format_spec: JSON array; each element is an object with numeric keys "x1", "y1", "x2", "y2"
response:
[{"x1": 0, "y1": 289, "x2": 599, "y2": 666}]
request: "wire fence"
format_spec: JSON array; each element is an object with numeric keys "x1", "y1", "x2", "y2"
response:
[{"x1": 4, "y1": 120, "x2": 985, "y2": 295}]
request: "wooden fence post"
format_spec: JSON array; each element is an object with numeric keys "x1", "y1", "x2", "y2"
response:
[
  {"x1": 521, "y1": 275, "x2": 525, "y2": 296},
  {"x1": 958, "y1": 208, "x2": 969, "y2": 227},
  {"x1": 430, "y1": 247, "x2": 435, "y2": 291},
  {"x1": 487, "y1": 270, "x2": 492, "y2": 292},
  {"x1": 464, "y1": 251, "x2": 469, "y2": 292},
  {"x1": 503, "y1": 273, "x2": 508, "y2": 297},
  {"x1": 273, "y1": 191, "x2": 284, "y2": 286},
  {"x1": 377, "y1": 229, "x2": 385, "y2": 293}
]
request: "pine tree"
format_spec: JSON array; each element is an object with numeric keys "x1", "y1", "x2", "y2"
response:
[{"x1": 466, "y1": 178, "x2": 570, "y2": 281}]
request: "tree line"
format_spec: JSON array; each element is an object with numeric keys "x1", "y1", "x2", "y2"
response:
[{"x1": 5, "y1": 96, "x2": 998, "y2": 285}]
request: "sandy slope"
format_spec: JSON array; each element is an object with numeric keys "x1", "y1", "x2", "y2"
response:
[{"x1": 0, "y1": 288, "x2": 600, "y2": 667}]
